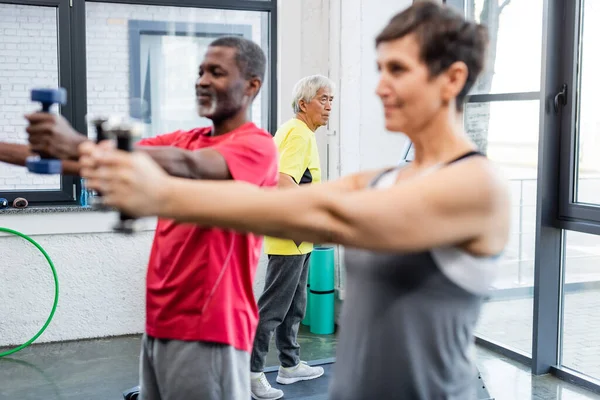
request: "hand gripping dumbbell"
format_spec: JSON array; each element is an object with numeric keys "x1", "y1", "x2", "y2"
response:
[
  {"x1": 25, "y1": 88, "x2": 67, "y2": 174},
  {"x1": 87, "y1": 116, "x2": 110, "y2": 210},
  {"x1": 101, "y1": 117, "x2": 143, "y2": 234}
]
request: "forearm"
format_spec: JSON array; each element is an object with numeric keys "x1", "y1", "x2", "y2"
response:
[
  {"x1": 61, "y1": 160, "x2": 82, "y2": 176},
  {"x1": 0, "y1": 142, "x2": 30, "y2": 167},
  {"x1": 137, "y1": 146, "x2": 228, "y2": 180},
  {"x1": 157, "y1": 178, "x2": 346, "y2": 244},
  {"x1": 0, "y1": 142, "x2": 82, "y2": 176},
  {"x1": 136, "y1": 146, "x2": 189, "y2": 178}
]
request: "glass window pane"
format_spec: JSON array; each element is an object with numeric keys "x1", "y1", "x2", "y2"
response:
[
  {"x1": 0, "y1": 4, "x2": 61, "y2": 191},
  {"x1": 468, "y1": 0, "x2": 543, "y2": 95},
  {"x1": 561, "y1": 231, "x2": 600, "y2": 379},
  {"x1": 466, "y1": 100, "x2": 540, "y2": 355},
  {"x1": 575, "y1": 0, "x2": 600, "y2": 206},
  {"x1": 85, "y1": 3, "x2": 270, "y2": 140}
]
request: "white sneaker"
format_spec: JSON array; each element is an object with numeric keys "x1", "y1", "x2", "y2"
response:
[
  {"x1": 250, "y1": 372, "x2": 284, "y2": 400},
  {"x1": 276, "y1": 361, "x2": 325, "y2": 385}
]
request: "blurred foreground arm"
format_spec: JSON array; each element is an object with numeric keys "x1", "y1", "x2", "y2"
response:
[{"x1": 80, "y1": 142, "x2": 509, "y2": 254}]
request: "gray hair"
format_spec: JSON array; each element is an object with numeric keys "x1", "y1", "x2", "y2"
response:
[
  {"x1": 209, "y1": 36, "x2": 266, "y2": 81},
  {"x1": 291, "y1": 75, "x2": 335, "y2": 114}
]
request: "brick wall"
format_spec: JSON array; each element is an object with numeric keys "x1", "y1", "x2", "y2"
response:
[{"x1": 0, "y1": 4, "x2": 61, "y2": 190}]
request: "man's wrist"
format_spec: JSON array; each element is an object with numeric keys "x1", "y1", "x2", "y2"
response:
[{"x1": 71, "y1": 136, "x2": 92, "y2": 160}]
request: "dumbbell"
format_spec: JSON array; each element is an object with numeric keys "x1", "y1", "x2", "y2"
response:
[
  {"x1": 103, "y1": 118, "x2": 143, "y2": 234},
  {"x1": 25, "y1": 88, "x2": 67, "y2": 175},
  {"x1": 0, "y1": 198, "x2": 8, "y2": 210},
  {"x1": 87, "y1": 116, "x2": 109, "y2": 210}
]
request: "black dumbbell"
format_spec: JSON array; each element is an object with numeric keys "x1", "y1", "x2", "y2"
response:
[
  {"x1": 108, "y1": 120, "x2": 142, "y2": 234},
  {"x1": 25, "y1": 88, "x2": 67, "y2": 174},
  {"x1": 88, "y1": 116, "x2": 109, "y2": 210}
]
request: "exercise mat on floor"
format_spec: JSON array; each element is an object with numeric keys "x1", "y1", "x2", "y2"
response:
[{"x1": 258, "y1": 361, "x2": 493, "y2": 400}]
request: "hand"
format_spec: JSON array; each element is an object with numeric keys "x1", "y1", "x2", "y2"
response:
[
  {"x1": 25, "y1": 112, "x2": 88, "y2": 160},
  {"x1": 79, "y1": 141, "x2": 171, "y2": 217}
]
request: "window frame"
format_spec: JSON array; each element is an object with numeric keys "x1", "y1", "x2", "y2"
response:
[
  {"x1": 556, "y1": 0, "x2": 600, "y2": 230},
  {"x1": 0, "y1": 0, "x2": 79, "y2": 206},
  {"x1": 0, "y1": 0, "x2": 277, "y2": 207}
]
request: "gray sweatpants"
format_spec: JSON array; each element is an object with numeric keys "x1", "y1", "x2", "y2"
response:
[
  {"x1": 250, "y1": 254, "x2": 311, "y2": 372},
  {"x1": 140, "y1": 334, "x2": 249, "y2": 400}
]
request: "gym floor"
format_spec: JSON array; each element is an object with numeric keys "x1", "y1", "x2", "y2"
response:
[{"x1": 0, "y1": 325, "x2": 598, "y2": 400}]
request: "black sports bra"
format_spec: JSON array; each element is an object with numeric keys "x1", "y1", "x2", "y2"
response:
[
  {"x1": 371, "y1": 150, "x2": 485, "y2": 188},
  {"x1": 445, "y1": 150, "x2": 485, "y2": 165}
]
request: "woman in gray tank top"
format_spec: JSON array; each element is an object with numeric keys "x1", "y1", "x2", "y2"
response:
[{"x1": 81, "y1": 2, "x2": 511, "y2": 399}]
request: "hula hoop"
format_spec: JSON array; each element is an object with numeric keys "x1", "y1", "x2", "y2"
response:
[{"x1": 0, "y1": 227, "x2": 59, "y2": 357}]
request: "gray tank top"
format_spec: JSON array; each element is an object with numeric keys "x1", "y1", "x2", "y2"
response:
[{"x1": 329, "y1": 152, "x2": 498, "y2": 400}]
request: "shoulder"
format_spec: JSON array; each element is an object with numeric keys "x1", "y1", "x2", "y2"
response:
[
  {"x1": 229, "y1": 123, "x2": 279, "y2": 158},
  {"x1": 137, "y1": 129, "x2": 187, "y2": 146},
  {"x1": 440, "y1": 156, "x2": 510, "y2": 253},
  {"x1": 429, "y1": 155, "x2": 508, "y2": 201},
  {"x1": 396, "y1": 155, "x2": 509, "y2": 224},
  {"x1": 234, "y1": 122, "x2": 271, "y2": 138},
  {"x1": 453, "y1": 156, "x2": 509, "y2": 208},
  {"x1": 275, "y1": 119, "x2": 311, "y2": 140}
]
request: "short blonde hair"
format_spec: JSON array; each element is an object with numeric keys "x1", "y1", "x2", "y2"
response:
[{"x1": 291, "y1": 74, "x2": 335, "y2": 114}]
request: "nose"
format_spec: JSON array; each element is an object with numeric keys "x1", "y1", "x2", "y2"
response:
[
  {"x1": 196, "y1": 73, "x2": 210, "y2": 89},
  {"x1": 324, "y1": 102, "x2": 332, "y2": 111},
  {"x1": 375, "y1": 74, "x2": 391, "y2": 99}
]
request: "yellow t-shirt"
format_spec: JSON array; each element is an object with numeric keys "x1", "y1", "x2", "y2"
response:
[{"x1": 264, "y1": 118, "x2": 321, "y2": 255}]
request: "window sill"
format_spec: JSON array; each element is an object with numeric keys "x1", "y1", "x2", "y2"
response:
[
  {"x1": 0, "y1": 205, "x2": 156, "y2": 236},
  {"x1": 0, "y1": 205, "x2": 96, "y2": 215}
]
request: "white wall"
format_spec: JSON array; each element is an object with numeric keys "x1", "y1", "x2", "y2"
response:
[
  {"x1": 336, "y1": 0, "x2": 411, "y2": 176},
  {"x1": 0, "y1": 213, "x2": 154, "y2": 346}
]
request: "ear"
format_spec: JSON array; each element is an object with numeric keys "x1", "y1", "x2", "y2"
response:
[
  {"x1": 245, "y1": 77, "x2": 262, "y2": 100},
  {"x1": 298, "y1": 99, "x2": 308, "y2": 113},
  {"x1": 441, "y1": 61, "x2": 469, "y2": 104}
]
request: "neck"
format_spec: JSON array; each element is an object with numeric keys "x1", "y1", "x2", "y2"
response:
[
  {"x1": 408, "y1": 107, "x2": 475, "y2": 168},
  {"x1": 212, "y1": 108, "x2": 250, "y2": 136},
  {"x1": 296, "y1": 113, "x2": 317, "y2": 132}
]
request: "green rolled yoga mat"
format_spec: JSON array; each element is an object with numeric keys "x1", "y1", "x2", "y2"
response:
[{"x1": 309, "y1": 246, "x2": 335, "y2": 335}]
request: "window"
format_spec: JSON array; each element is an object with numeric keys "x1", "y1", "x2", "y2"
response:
[
  {"x1": 0, "y1": 0, "x2": 77, "y2": 205},
  {"x1": 468, "y1": 0, "x2": 543, "y2": 95},
  {"x1": 470, "y1": 100, "x2": 540, "y2": 355},
  {"x1": 561, "y1": 231, "x2": 600, "y2": 380},
  {"x1": 554, "y1": 0, "x2": 600, "y2": 389},
  {"x1": 0, "y1": 0, "x2": 276, "y2": 207},
  {"x1": 444, "y1": 0, "x2": 600, "y2": 389},
  {"x1": 558, "y1": 0, "x2": 600, "y2": 223},
  {"x1": 460, "y1": 0, "x2": 544, "y2": 357},
  {"x1": 572, "y1": 1, "x2": 600, "y2": 207},
  {"x1": 85, "y1": 3, "x2": 272, "y2": 141}
]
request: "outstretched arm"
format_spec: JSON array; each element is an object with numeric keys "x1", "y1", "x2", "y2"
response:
[
  {"x1": 0, "y1": 142, "x2": 83, "y2": 175},
  {"x1": 19, "y1": 112, "x2": 243, "y2": 180},
  {"x1": 80, "y1": 143, "x2": 509, "y2": 254}
]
